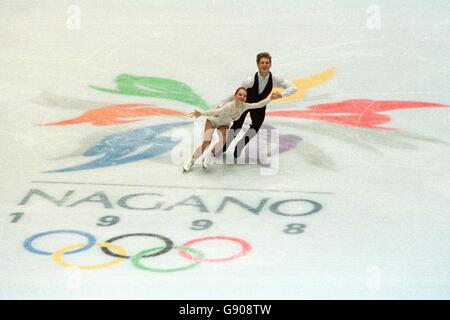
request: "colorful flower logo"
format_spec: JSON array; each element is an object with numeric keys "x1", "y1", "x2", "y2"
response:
[{"x1": 36, "y1": 68, "x2": 448, "y2": 172}]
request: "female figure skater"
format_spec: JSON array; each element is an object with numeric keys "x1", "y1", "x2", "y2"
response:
[{"x1": 183, "y1": 87, "x2": 280, "y2": 172}]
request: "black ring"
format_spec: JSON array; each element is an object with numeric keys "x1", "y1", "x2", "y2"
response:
[{"x1": 101, "y1": 233, "x2": 174, "y2": 259}]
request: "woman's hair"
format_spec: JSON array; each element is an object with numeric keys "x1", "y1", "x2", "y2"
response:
[
  {"x1": 234, "y1": 87, "x2": 247, "y2": 95},
  {"x1": 256, "y1": 52, "x2": 272, "y2": 64}
]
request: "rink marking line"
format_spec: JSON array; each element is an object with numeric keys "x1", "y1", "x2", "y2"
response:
[{"x1": 31, "y1": 180, "x2": 335, "y2": 195}]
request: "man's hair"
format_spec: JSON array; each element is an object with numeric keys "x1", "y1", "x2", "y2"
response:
[{"x1": 256, "y1": 52, "x2": 272, "y2": 64}]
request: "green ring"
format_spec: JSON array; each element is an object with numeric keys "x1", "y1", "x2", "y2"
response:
[{"x1": 131, "y1": 246, "x2": 204, "y2": 273}]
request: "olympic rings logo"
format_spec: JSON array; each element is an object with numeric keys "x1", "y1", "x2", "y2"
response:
[{"x1": 23, "y1": 230, "x2": 252, "y2": 272}]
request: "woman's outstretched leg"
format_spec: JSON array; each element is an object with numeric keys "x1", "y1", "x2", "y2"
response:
[
  {"x1": 184, "y1": 120, "x2": 215, "y2": 172},
  {"x1": 212, "y1": 126, "x2": 228, "y2": 156},
  {"x1": 201, "y1": 125, "x2": 228, "y2": 169},
  {"x1": 192, "y1": 120, "x2": 215, "y2": 159}
]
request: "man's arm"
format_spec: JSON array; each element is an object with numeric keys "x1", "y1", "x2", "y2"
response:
[{"x1": 273, "y1": 75, "x2": 298, "y2": 98}]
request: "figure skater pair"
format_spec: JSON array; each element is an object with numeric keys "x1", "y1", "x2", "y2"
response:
[{"x1": 183, "y1": 52, "x2": 298, "y2": 172}]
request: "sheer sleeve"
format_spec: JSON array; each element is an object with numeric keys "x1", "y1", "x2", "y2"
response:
[
  {"x1": 200, "y1": 103, "x2": 230, "y2": 117},
  {"x1": 243, "y1": 96, "x2": 271, "y2": 110}
]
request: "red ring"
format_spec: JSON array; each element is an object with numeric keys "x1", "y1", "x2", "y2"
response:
[{"x1": 179, "y1": 236, "x2": 251, "y2": 263}]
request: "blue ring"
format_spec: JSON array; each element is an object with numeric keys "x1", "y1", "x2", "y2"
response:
[{"x1": 23, "y1": 230, "x2": 97, "y2": 256}]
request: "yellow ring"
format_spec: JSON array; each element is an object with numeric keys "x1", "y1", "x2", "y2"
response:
[{"x1": 52, "y1": 242, "x2": 127, "y2": 269}]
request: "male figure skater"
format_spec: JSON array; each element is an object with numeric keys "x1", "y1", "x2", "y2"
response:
[{"x1": 221, "y1": 52, "x2": 298, "y2": 159}]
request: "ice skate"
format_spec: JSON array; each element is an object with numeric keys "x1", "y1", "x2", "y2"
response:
[
  {"x1": 183, "y1": 157, "x2": 195, "y2": 173},
  {"x1": 202, "y1": 152, "x2": 212, "y2": 170}
]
